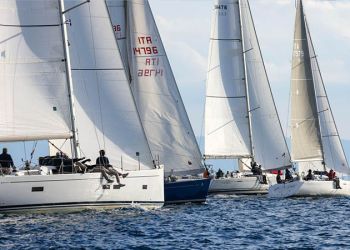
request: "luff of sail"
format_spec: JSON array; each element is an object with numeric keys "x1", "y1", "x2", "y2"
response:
[
  {"x1": 205, "y1": 0, "x2": 252, "y2": 159},
  {"x1": 61, "y1": 0, "x2": 154, "y2": 170},
  {"x1": 290, "y1": 0, "x2": 323, "y2": 162},
  {"x1": 305, "y1": 17, "x2": 350, "y2": 174},
  {"x1": 124, "y1": 0, "x2": 203, "y2": 175},
  {"x1": 0, "y1": 0, "x2": 72, "y2": 142},
  {"x1": 240, "y1": 0, "x2": 291, "y2": 170}
]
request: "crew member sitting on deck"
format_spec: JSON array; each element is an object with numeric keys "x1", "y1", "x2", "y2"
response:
[
  {"x1": 0, "y1": 148, "x2": 15, "y2": 175},
  {"x1": 276, "y1": 170, "x2": 283, "y2": 184},
  {"x1": 305, "y1": 169, "x2": 314, "y2": 181},
  {"x1": 203, "y1": 168, "x2": 210, "y2": 178},
  {"x1": 216, "y1": 168, "x2": 224, "y2": 179},
  {"x1": 251, "y1": 161, "x2": 258, "y2": 175},
  {"x1": 327, "y1": 169, "x2": 336, "y2": 180},
  {"x1": 96, "y1": 150, "x2": 128, "y2": 185},
  {"x1": 285, "y1": 168, "x2": 293, "y2": 181}
]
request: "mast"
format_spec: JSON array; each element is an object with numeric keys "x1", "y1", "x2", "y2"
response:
[
  {"x1": 58, "y1": 0, "x2": 80, "y2": 158},
  {"x1": 238, "y1": 0, "x2": 254, "y2": 161}
]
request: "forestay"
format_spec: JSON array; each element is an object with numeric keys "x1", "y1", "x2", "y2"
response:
[
  {"x1": 205, "y1": 0, "x2": 251, "y2": 159},
  {"x1": 0, "y1": 0, "x2": 72, "y2": 142},
  {"x1": 125, "y1": 0, "x2": 203, "y2": 175},
  {"x1": 290, "y1": 0, "x2": 323, "y2": 163},
  {"x1": 306, "y1": 20, "x2": 350, "y2": 174},
  {"x1": 62, "y1": 0, "x2": 154, "y2": 170},
  {"x1": 240, "y1": 0, "x2": 291, "y2": 170}
]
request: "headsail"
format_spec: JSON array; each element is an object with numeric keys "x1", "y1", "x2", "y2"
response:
[
  {"x1": 305, "y1": 20, "x2": 350, "y2": 174},
  {"x1": 290, "y1": 0, "x2": 323, "y2": 163},
  {"x1": 205, "y1": 0, "x2": 252, "y2": 159},
  {"x1": 123, "y1": 0, "x2": 203, "y2": 175},
  {"x1": 240, "y1": 0, "x2": 291, "y2": 170},
  {"x1": 61, "y1": 0, "x2": 154, "y2": 170},
  {"x1": 0, "y1": 0, "x2": 72, "y2": 142}
]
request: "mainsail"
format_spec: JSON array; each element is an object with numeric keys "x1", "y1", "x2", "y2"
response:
[
  {"x1": 205, "y1": 0, "x2": 252, "y2": 159},
  {"x1": 59, "y1": 0, "x2": 154, "y2": 170},
  {"x1": 290, "y1": 0, "x2": 323, "y2": 163},
  {"x1": 0, "y1": 0, "x2": 72, "y2": 142},
  {"x1": 240, "y1": 0, "x2": 291, "y2": 170},
  {"x1": 113, "y1": 0, "x2": 203, "y2": 175},
  {"x1": 205, "y1": 0, "x2": 290, "y2": 170}
]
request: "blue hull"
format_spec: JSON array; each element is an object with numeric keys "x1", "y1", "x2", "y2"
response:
[{"x1": 164, "y1": 178, "x2": 211, "y2": 204}]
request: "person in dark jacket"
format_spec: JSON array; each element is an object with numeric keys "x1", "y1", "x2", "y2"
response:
[
  {"x1": 0, "y1": 148, "x2": 15, "y2": 175},
  {"x1": 285, "y1": 168, "x2": 293, "y2": 181},
  {"x1": 276, "y1": 170, "x2": 283, "y2": 184},
  {"x1": 305, "y1": 169, "x2": 314, "y2": 181},
  {"x1": 96, "y1": 150, "x2": 128, "y2": 185}
]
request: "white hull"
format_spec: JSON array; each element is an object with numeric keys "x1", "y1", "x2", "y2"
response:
[
  {"x1": 268, "y1": 179, "x2": 350, "y2": 198},
  {"x1": 209, "y1": 174, "x2": 276, "y2": 195},
  {"x1": 0, "y1": 168, "x2": 164, "y2": 213}
]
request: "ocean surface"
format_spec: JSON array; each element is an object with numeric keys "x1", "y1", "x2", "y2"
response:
[{"x1": 1, "y1": 195, "x2": 350, "y2": 250}]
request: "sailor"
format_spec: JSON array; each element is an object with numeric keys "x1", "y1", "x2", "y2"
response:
[
  {"x1": 251, "y1": 161, "x2": 258, "y2": 175},
  {"x1": 0, "y1": 148, "x2": 15, "y2": 175},
  {"x1": 305, "y1": 169, "x2": 314, "y2": 181},
  {"x1": 216, "y1": 168, "x2": 224, "y2": 179},
  {"x1": 257, "y1": 165, "x2": 263, "y2": 175},
  {"x1": 327, "y1": 169, "x2": 336, "y2": 180},
  {"x1": 276, "y1": 170, "x2": 283, "y2": 184},
  {"x1": 96, "y1": 150, "x2": 128, "y2": 185},
  {"x1": 203, "y1": 168, "x2": 210, "y2": 178},
  {"x1": 285, "y1": 168, "x2": 293, "y2": 181}
]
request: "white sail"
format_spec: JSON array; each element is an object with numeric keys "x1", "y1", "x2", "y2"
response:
[
  {"x1": 205, "y1": 0, "x2": 252, "y2": 159},
  {"x1": 306, "y1": 21, "x2": 350, "y2": 174},
  {"x1": 62, "y1": 0, "x2": 154, "y2": 170},
  {"x1": 240, "y1": 0, "x2": 291, "y2": 170},
  {"x1": 290, "y1": 0, "x2": 323, "y2": 163},
  {"x1": 125, "y1": 0, "x2": 203, "y2": 175},
  {"x1": 0, "y1": 0, "x2": 72, "y2": 142}
]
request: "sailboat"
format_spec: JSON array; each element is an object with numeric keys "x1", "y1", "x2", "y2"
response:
[
  {"x1": 106, "y1": 0, "x2": 211, "y2": 204},
  {"x1": 205, "y1": 0, "x2": 291, "y2": 194},
  {"x1": 268, "y1": 0, "x2": 350, "y2": 198},
  {"x1": 0, "y1": 0, "x2": 164, "y2": 212}
]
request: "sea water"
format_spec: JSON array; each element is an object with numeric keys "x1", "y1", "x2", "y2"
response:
[{"x1": 1, "y1": 195, "x2": 349, "y2": 249}]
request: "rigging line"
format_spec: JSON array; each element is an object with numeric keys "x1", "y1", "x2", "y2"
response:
[{"x1": 62, "y1": 0, "x2": 90, "y2": 14}]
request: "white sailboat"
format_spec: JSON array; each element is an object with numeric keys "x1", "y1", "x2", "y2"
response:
[
  {"x1": 268, "y1": 0, "x2": 350, "y2": 198},
  {"x1": 205, "y1": 0, "x2": 291, "y2": 194},
  {"x1": 106, "y1": 0, "x2": 211, "y2": 203},
  {"x1": 0, "y1": 0, "x2": 164, "y2": 212}
]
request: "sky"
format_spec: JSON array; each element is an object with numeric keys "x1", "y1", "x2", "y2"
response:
[{"x1": 147, "y1": 0, "x2": 350, "y2": 169}]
